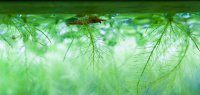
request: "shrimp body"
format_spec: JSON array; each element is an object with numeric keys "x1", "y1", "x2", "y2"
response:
[{"x1": 67, "y1": 15, "x2": 105, "y2": 25}]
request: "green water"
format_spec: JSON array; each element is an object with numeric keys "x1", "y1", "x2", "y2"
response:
[{"x1": 0, "y1": 13, "x2": 200, "y2": 95}]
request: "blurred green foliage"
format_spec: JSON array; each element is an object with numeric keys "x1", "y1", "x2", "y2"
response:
[{"x1": 0, "y1": 13, "x2": 200, "y2": 95}]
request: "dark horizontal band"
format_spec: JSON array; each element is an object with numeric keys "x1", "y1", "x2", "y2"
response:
[{"x1": 0, "y1": 1, "x2": 199, "y2": 13}]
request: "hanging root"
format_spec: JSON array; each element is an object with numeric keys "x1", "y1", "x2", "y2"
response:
[
  {"x1": 174, "y1": 22, "x2": 200, "y2": 52},
  {"x1": 136, "y1": 21, "x2": 170, "y2": 94},
  {"x1": 190, "y1": 36, "x2": 200, "y2": 52},
  {"x1": 141, "y1": 16, "x2": 195, "y2": 92},
  {"x1": 85, "y1": 26, "x2": 96, "y2": 66},
  {"x1": 146, "y1": 40, "x2": 189, "y2": 89},
  {"x1": 63, "y1": 38, "x2": 74, "y2": 61},
  {"x1": 34, "y1": 27, "x2": 52, "y2": 44}
]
